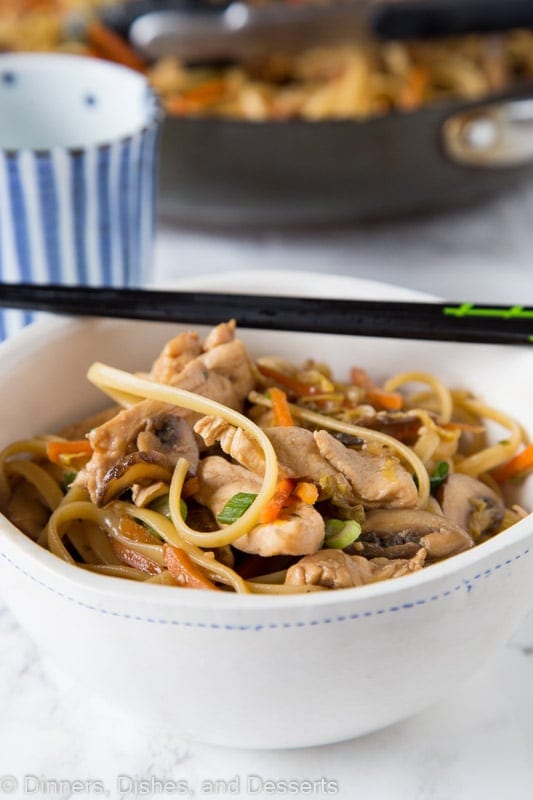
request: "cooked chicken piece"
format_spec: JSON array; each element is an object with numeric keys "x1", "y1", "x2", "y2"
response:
[
  {"x1": 437, "y1": 473, "x2": 505, "y2": 539},
  {"x1": 79, "y1": 324, "x2": 256, "y2": 505},
  {"x1": 266, "y1": 427, "x2": 356, "y2": 503},
  {"x1": 195, "y1": 338, "x2": 256, "y2": 400},
  {"x1": 82, "y1": 406, "x2": 200, "y2": 506},
  {"x1": 155, "y1": 340, "x2": 255, "y2": 411},
  {"x1": 149, "y1": 331, "x2": 202, "y2": 384},
  {"x1": 82, "y1": 403, "x2": 196, "y2": 506},
  {"x1": 203, "y1": 320, "x2": 236, "y2": 350},
  {"x1": 285, "y1": 547, "x2": 426, "y2": 589},
  {"x1": 354, "y1": 508, "x2": 473, "y2": 560},
  {"x1": 149, "y1": 322, "x2": 238, "y2": 385},
  {"x1": 82, "y1": 400, "x2": 203, "y2": 505},
  {"x1": 194, "y1": 455, "x2": 263, "y2": 508},
  {"x1": 194, "y1": 418, "x2": 356, "y2": 503},
  {"x1": 194, "y1": 456, "x2": 325, "y2": 556},
  {"x1": 233, "y1": 502, "x2": 325, "y2": 557},
  {"x1": 194, "y1": 416, "x2": 265, "y2": 475},
  {"x1": 314, "y1": 429, "x2": 418, "y2": 508},
  {"x1": 79, "y1": 400, "x2": 161, "y2": 503}
]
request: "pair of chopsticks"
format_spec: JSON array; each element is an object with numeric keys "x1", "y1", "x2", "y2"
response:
[{"x1": 0, "y1": 282, "x2": 531, "y2": 346}]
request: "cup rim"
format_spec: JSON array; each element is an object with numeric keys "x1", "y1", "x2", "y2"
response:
[{"x1": 0, "y1": 52, "x2": 164, "y2": 156}]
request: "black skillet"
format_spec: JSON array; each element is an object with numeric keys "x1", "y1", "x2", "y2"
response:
[{"x1": 106, "y1": 0, "x2": 533, "y2": 226}]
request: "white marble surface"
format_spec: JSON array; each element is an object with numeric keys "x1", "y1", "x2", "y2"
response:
[{"x1": 2, "y1": 178, "x2": 533, "y2": 799}]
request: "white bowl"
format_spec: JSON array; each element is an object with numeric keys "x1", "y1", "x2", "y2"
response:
[{"x1": 0, "y1": 271, "x2": 532, "y2": 749}]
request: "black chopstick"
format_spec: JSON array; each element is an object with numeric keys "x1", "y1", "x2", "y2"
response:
[{"x1": 0, "y1": 282, "x2": 532, "y2": 346}]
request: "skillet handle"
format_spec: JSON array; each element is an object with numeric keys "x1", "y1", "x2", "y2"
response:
[
  {"x1": 373, "y1": 0, "x2": 533, "y2": 41},
  {"x1": 442, "y1": 97, "x2": 533, "y2": 168},
  {"x1": 101, "y1": 0, "x2": 223, "y2": 39}
]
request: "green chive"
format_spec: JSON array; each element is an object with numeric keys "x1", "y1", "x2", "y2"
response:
[
  {"x1": 149, "y1": 494, "x2": 188, "y2": 521},
  {"x1": 324, "y1": 519, "x2": 361, "y2": 550},
  {"x1": 150, "y1": 494, "x2": 171, "y2": 518},
  {"x1": 217, "y1": 492, "x2": 257, "y2": 524},
  {"x1": 429, "y1": 461, "x2": 449, "y2": 491},
  {"x1": 63, "y1": 471, "x2": 77, "y2": 491}
]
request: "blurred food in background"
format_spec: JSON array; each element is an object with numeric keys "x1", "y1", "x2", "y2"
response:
[
  {"x1": 148, "y1": 34, "x2": 533, "y2": 120},
  {"x1": 2, "y1": 0, "x2": 533, "y2": 121},
  {"x1": 0, "y1": 1, "x2": 145, "y2": 68}
]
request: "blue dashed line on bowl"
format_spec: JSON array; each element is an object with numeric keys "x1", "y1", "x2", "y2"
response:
[{"x1": 0, "y1": 548, "x2": 529, "y2": 632}]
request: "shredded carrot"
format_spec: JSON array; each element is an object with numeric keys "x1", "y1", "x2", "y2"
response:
[
  {"x1": 86, "y1": 22, "x2": 146, "y2": 72},
  {"x1": 165, "y1": 79, "x2": 227, "y2": 115},
  {"x1": 293, "y1": 481, "x2": 319, "y2": 505},
  {"x1": 366, "y1": 387, "x2": 403, "y2": 411},
  {"x1": 46, "y1": 439, "x2": 93, "y2": 464},
  {"x1": 399, "y1": 65, "x2": 429, "y2": 110},
  {"x1": 441, "y1": 421, "x2": 486, "y2": 433},
  {"x1": 259, "y1": 478, "x2": 296, "y2": 524},
  {"x1": 181, "y1": 79, "x2": 226, "y2": 104},
  {"x1": 258, "y1": 363, "x2": 319, "y2": 397},
  {"x1": 165, "y1": 96, "x2": 199, "y2": 116},
  {"x1": 270, "y1": 386, "x2": 294, "y2": 426},
  {"x1": 119, "y1": 516, "x2": 157, "y2": 545},
  {"x1": 491, "y1": 443, "x2": 533, "y2": 483},
  {"x1": 350, "y1": 366, "x2": 403, "y2": 410},
  {"x1": 112, "y1": 541, "x2": 161, "y2": 575},
  {"x1": 163, "y1": 545, "x2": 218, "y2": 590}
]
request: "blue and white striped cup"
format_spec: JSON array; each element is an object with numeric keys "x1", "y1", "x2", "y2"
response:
[{"x1": 0, "y1": 53, "x2": 162, "y2": 340}]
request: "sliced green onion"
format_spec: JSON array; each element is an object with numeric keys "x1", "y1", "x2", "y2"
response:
[
  {"x1": 63, "y1": 470, "x2": 77, "y2": 491},
  {"x1": 217, "y1": 492, "x2": 257, "y2": 524},
  {"x1": 150, "y1": 494, "x2": 171, "y2": 518},
  {"x1": 150, "y1": 494, "x2": 188, "y2": 521},
  {"x1": 429, "y1": 461, "x2": 449, "y2": 492},
  {"x1": 324, "y1": 519, "x2": 361, "y2": 550}
]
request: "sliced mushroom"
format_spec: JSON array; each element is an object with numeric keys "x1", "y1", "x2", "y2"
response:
[
  {"x1": 357, "y1": 411, "x2": 423, "y2": 446},
  {"x1": 436, "y1": 473, "x2": 505, "y2": 540},
  {"x1": 99, "y1": 451, "x2": 172, "y2": 506},
  {"x1": 353, "y1": 508, "x2": 473, "y2": 561},
  {"x1": 138, "y1": 413, "x2": 200, "y2": 474},
  {"x1": 6, "y1": 480, "x2": 50, "y2": 540}
]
